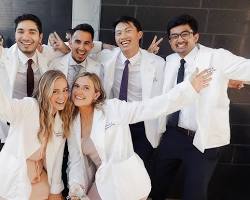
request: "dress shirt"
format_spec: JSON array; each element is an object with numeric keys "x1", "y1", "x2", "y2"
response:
[
  {"x1": 112, "y1": 50, "x2": 142, "y2": 102},
  {"x1": 174, "y1": 46, "x2": 199, "y2": 131},
  {"x1": 13, "y1": 49, "x2": 41, "y2": 99}
]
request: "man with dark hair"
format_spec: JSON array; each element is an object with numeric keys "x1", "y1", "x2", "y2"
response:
[
  {"x1": 50, "y1": 23, "x2": 103, "y2": 88},
  {"x1": 14, "y1": 13, "x2": 43, "y2": 34},
  {"x1": 152, "y1": 14, "x2": 250, "y2": 200},
  {"x1": 0, "y1": 13, "x2": 51, "y2": 147},
  {"x1": 0, "y1": 13, "x2": 65, "y2": 198},
  {"x1": 97, "y1": 16, "x2": 165, "y2": 181}
]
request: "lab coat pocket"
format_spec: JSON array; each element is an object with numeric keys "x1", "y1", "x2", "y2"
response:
[{"x1": 112, "y1": 153, "x2": 151, "y2": 200}]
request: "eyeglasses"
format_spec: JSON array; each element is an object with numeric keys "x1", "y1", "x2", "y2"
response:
[{"x1": 169, "y1": 31, "x2": 194, "y2": 41}]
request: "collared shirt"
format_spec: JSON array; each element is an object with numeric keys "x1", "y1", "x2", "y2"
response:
[
  {"x1": 112, "y1": 50, "x2": 142, "y2": 102},
  {"x1": 12, "y1": 49, "x2": 41, "y2": 99},
  {"x1": 67, "y1": 55, "x2": 87, "y2": 89},
  {"x1": 175, "y1": 46, "x2": 199, "y2": 131}
]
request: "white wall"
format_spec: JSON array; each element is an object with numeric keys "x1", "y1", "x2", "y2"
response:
[{"x1": 72, "y1": 0, "x2": 101, "y2": 40}]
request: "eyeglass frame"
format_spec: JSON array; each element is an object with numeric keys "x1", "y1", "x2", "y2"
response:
[{"x1": 168, "y1": 30, "x2": 194, "y2": 41}]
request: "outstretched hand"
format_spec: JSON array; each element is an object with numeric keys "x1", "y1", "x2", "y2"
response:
[
  {"x1": 147, "y1": 35, "x2": 163, "y2": 54},
  {"x1": 191, "y1": 68, "x2": 213, "y2": 92}
]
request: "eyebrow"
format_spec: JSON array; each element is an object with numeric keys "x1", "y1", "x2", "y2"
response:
[
  {"x1": 16, "y1": 28, "x2": 38, "y2": 32},
  {"x1": 53, "y1": 87, "x2": 68, "y2": 90}
]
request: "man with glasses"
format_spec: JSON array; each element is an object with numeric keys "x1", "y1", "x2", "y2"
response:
[{"x1": 152, "y1": 14, "x2": 250, "y2": 200}]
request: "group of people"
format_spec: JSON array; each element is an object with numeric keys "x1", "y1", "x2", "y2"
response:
[{"x1": 0, "y1": 12, "x2": 249, "y2": 200}]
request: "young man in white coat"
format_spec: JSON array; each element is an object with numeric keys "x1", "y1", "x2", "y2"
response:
[
  {"x1": 152, "y1": 14, "x2": 250, "y2": 200},
  {"x1": 97, "y1": 16, "x2": 165, "y2": 179},
  {"x1": 49, "y1": 24, "x2": 103, "y2": 89},
  {"x1": 0, "y1": 14, "x2": 51, "y2": 150}
]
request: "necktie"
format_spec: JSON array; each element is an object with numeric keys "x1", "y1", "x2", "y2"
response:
[
  {"x1": 27, "y1": 59, "x2": 34, "y2": 97},
  {"x1": 119, "y1": 60, "x2": 130, "y2": 101},
  {"x1": 68, "y1": 65, "x2": 81, "y2": 89},
  {"x1": 167, "y1": 59, "x2": 186, "y2": 127}
]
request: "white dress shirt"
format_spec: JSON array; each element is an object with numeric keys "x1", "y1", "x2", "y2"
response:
[
  {"x1": 176, "y1": 46, "x2": 199, "y2": 131},
  {"x1": 12, "y1": 49, "x2": 41, "y2": 99},
  {"x1": 112, "y1": 50, "x2": 142, "y2": 102}
]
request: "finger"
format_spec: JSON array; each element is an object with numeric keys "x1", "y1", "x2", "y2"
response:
[
  {"x1": 204, "y1": 77, "x2": 212, "y2": 83},
  {"x1": 53, "y1": 32, "x2": 62, "y2": 41},
  {"x1": 153, "y1": 47, "x2": 160, "y2": 54},
  {"x1": 151, "y1": 35, "x2": 157, "y2": 44},
  {"x1": 238, "y1": 83, "x2": 244, "y2": 89},
  {"x1": 197, "y1": 69, "x2": 212, "y2": 77},
  {"x1": 155, "y1": 37, "x2": 163, "y2": 46},
  {"x1": 202, "y1": 71, "x2": 213, "y2": 79}
]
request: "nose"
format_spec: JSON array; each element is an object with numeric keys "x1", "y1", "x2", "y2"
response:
[
  {"x1": 176, "y1": 35, "x2": 185, "y2": 42},
  {"x1": 58, "y1": 91, "x2": 67, "y2": 100},
  {"x1": 21, "y1": 32, "x2": 32, "y2": 41},
  {"x1": 119, "y1": 30, "x2": 128, "y2": 39},
  {"x1": 74, "y1": 86, "x2": 84, "y2": 94}
]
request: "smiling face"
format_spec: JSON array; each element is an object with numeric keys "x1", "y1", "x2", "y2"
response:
[
  {"x1": 71, "y1": 76, "x2": 100, "y2": 108},
  {"x1": 169, "y1": 24, "x2": 199, "y2": 58},
  {"x1": 15, "y1": 20, "x2": 42, "y2": 57},
  {"x1": 69, "y1": 30, "x2": 94, "y2": 64},
  {"x1": 50, "y1": 78, "x2": 69, "y2": 114},
  {"x1": 115, "y1": 22, "x2": 143, "y2": 58}
]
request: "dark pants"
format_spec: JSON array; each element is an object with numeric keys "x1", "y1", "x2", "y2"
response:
[
  {"x1": 151, "y1": 126, "x2": 222, "y2": 200},
  {"x1": 0, "y1": 142, "x2": 4, "y2": 151},
  {"x1": 129, "y1": 122, "x2": 154, "y2": 178}
]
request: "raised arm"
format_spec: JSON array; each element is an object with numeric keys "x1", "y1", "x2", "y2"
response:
[{"x1": 113, "y1": 69, "x2": 212, "y2": 125}]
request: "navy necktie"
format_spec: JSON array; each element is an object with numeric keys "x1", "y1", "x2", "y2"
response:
[
  {"x1": 27, "y1": 59, "x2": 34, "y2": 97},
  {"x1": 119, "y1": 60, "x2": 130, "y2": 101},
  {"x1": 167, "y1": 59, "x2": 186, "y2": 127}
]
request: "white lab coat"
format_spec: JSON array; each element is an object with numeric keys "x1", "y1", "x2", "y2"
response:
[
  {"x1": 97, "y1": 48, "x2": 165, "y2": 147},
  {"x1": 0, "y1": 84, "x2": 65, "y2": 200},
  {"x1": 0, "y1": 44, "x2": 53, "y2": 142},
  {"x1": 68, "y1": 79, "x2": 198, "y2": 200},
  {"x1": 159, "y1": 44, "x2": 250, "y2": 152}
]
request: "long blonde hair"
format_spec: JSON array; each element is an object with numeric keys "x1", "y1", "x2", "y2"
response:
[
  {"x1": 33, "y1": 70, "x2": 72, "y2": 142},
  {"x1": 71, "y1": 72, "x2": 106, "y2": 120}
]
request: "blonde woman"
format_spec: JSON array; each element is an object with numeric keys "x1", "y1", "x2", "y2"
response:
[
  {"x1": 67, "y1": 70, "x2": 212, "y2": 200},
  {"x1": 0, "y1": 70, "x2": 72, "y2": 200}
]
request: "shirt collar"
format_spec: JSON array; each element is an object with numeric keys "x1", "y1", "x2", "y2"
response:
[
  {"x1": 18, "y1": 48, "x2": 38, "y2": 66},
  {"x1": 69, "y1": 54, "x2": 87, "y2": 68},
  {"x1": 181, "y1": 45, "x2": 199, "y2": 67},
  {"x1": 119, "y1": 49, "x2": 141, "y2": 66}
]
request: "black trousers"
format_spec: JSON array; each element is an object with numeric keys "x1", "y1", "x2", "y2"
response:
[
  {"x1": 129, "y1": 122, "x2": 154, "y2": 178},
  {"x1": 61, "y1": 141, "x2": 69, "y2": 197},
  {"x1": 0, "y1": 142, "x2": 4, "y2": 151},
  {"x1": 151, "y1": 126, "x2": 222, "y2": 200}
]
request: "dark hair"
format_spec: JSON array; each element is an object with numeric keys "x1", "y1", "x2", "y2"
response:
[
  {"x1": 66, "y1": 28, "x2": 73, "y2": 35},
  {"x1": 15, "y1": 14, "x2": 42, "y2": 34},
  {"x1": 167, "y1": 14, "x2": 198, "y2": 37},
  {"x1": 71, "y1": 24, "x2": 94, "y2": 40},
  {"x1": 0, "y1": 33, "x2": 4, "y2": 40},
  {"x1": 113, "y1": 16, "x2": 142, "y2": 32}
]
